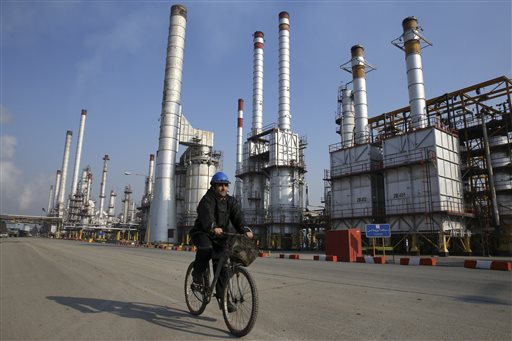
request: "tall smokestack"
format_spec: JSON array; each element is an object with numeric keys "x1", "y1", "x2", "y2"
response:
[
  {"x1": 401, "y1": 16, "x2": 428, "y2": 129},
  {"x1": 70, "y1": 110, "x2": 87, "y2": 197},
  {"x1": 47, "y1": 185, "x2": 54, "y2": 214},
  {"x1": 252, "y1": 31, "x2": 264, "y2": 134},
  {"x1": 351, "y1": 45, "x2": 369, "y2": 144},
  {"x1": 57, "y1": 130, "x2": 73, "y2": 216},
  {"x1": 147, "y1": 154, "x2": 155, "y2": 196},
  {"x1": 235, "y1": 99, "x2": 244, "y2": 201},
  {"x1": 278, "y1": 12, "x2": 291, "y2": 130},
  {"x1": 149, "y1": 4, "x2": 187, "y2": 243},
  {"x1": 52, "y1": 170, "x2": 61, "y2": 212},
  {"x1": 98, "y1": 154, "x2": 109, "y2": 222},
  {"x1": 340, "y1": 86, "x2": 355, "y2": 148}
]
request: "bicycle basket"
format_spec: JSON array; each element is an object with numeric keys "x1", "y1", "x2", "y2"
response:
[{"x1": 227, "y1": 235, "x2": 258, "y2": 267}]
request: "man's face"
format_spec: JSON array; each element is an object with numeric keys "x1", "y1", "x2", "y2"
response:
[{"x1": 214, "y1": 183, "x2": 229, "y2": 197}]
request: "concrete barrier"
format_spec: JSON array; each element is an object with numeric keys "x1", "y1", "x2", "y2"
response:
[
  {"x1": 356, "y1": 256, "x2": 386, "y2": 264},
  {"x1": 464, "y1": 260, "x2": 512, "y2": 271},
  {"x1": 400, "y1": 257, "x2": 437, "y2": 266},
  {"x1": 313, "y1": 255, "x2": 338, "y2": 262}
]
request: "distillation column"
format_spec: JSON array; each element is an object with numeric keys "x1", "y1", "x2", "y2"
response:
[
  {"x1": 150, "y1": 5, "x2": 187, "y2": 243},
  {"x1": 98, "y1": 155, "x2": 109, "y2": 224},
  {"x1": 340, "y1": 86, "x2": 355, "y2": 148},
  {"x1": 107, "y1": 190, "x2": 116, "y2": 224}
]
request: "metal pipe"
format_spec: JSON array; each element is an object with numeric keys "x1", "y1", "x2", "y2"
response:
[
  {"x1": 351, "y1": 45, "x2": 369, "y2": 144},
  {"x1": 252, "y1": 31, "x2": 264, "y2": 135},
  {"x1": 341, "y1": 86, "x2": 355, "y2": 148},
  {"x1": 98, "y1": 154, "x2": 109, "y2": 221},
  {"x1": 57, "y1": 130, "x2": 72, "y2": 216},
  {"x1": 235, "y1": 98, "x2": 244, "y2": 202},
  {"x1": 150, "y1": 4, "x2": 187, "y2": 243},
  {"x1": 402, "y1": 16, "x2": 427, "y2": 129},
  {"x1": 70, "y1": 110, "x2": 87, "y2": 197},
  {"x1": 278, "y1": 12, "x2": 291, "y2": 131}
]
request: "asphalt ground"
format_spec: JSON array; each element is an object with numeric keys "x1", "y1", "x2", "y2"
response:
[{"x1": 1, "y1": 238, "x2": 511, "y2": 340}]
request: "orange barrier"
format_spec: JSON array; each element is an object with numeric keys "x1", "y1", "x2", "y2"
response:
[{"x1": 279, "y1": 254, "x2": 300, "y2": 260}]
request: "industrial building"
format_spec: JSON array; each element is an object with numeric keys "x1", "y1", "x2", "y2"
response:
[
  {"x1": 325, "y1": 16, "x2": 511, "y2": 256},
  {"x1": 39, "y1": 6, "x2": 510, "y2": 256}
]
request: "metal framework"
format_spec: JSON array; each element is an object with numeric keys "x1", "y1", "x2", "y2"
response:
[{"x1": 362, "y1": 76, "x2": 511, "y2": 255}]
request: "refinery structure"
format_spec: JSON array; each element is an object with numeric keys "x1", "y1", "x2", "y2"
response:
[{"x1": 18, "y1": 5, "x2": 509, "y2": 256}]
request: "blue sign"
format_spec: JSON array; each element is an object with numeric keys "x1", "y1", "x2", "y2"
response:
[{"x1": 365, "y1": 224, "x2": 391, "y2": 238}]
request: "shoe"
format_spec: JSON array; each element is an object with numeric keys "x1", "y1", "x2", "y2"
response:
[
  {"x1": 191, "y1": 281, "x2": 202, "y2": 292},
  {"x1": 227, "y1": 301, "x2": 237, "y2": 313}
]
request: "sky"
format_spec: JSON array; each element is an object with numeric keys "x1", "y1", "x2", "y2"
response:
[{"x1": 1, "y1": 0, "x2": 511, "y2": 217}]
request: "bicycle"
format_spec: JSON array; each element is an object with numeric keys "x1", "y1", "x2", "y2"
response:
[{"x1": 184, "y1": 233, "x2": 259, "y2": 337}]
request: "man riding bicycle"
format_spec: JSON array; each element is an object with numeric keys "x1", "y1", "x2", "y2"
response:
[{"x1": 189, "y1": 172, "x2": 253, "y2": 313}]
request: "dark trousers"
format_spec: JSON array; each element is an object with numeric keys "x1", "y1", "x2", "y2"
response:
[{"x1": 191, "y1": 233, "x2": 228, "y2": 298}]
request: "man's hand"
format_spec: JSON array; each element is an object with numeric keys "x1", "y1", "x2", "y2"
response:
[
  {"x1": 245, "y1": 231, "x2": 254, "y2": 239},
  {"x1": 212, "y1": 227, "x2": 223, "y2": 236}
]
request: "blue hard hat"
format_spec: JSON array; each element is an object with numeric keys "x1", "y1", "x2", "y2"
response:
[{"x1": 211, "y1": 172, "x2": 230, "y2": 185}]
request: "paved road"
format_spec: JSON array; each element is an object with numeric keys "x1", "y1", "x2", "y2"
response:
[{"x1": 1, "y1": 238, "x2": 511, "y2": 340}]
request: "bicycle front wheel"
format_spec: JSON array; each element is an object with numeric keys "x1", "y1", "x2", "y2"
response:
[
  {"x1": 222, "y1": 266, "x2": 258, "y2": 337},
  {"x1": 184, "y1": 261, "x2": 209, "y2": 316}
]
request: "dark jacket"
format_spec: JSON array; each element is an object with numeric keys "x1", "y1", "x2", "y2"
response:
[{"x1": 190, "y1": 187, "x2": 246, "y2": 236}]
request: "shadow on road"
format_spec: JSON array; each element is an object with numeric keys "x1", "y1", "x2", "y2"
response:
[{"x1": 47, "y1": 296, "x2": 231, "y2": 338}]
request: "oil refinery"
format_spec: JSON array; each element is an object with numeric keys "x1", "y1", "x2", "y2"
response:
[{"x1": 20, "y1": 5, "x2": 509, "y2": 256}]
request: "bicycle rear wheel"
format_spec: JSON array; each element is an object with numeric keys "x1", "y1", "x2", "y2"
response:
[
  {"x1": 222, "y1": 266, "x2": 258, "y2": 337},
  {"x1": 184, "y1": 261, "x2": 209, "y2": 315}
]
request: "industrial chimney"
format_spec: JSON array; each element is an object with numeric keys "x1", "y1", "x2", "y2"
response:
[
  {"x1": 57, "y1": 130, "x2": 73, "y2": 216},
  {"x1": 70, "y1": 110, "x2": 87, "y2": 197},
  {"x1": 149, "y1": 4, "x2": 187, "y2": 243},
  {"x1": 146, "y1": 154, "x2": 155, "y2": 197},
  {"x1": 351, "y1": 45, "x2": 370, "y2": 144},
  {"x1": 52, "y1": 170, "x2": 61, "y2": 213},
  {"x1": 278, "y1": 12, "x2": 291, "y2": 130},
  {"x1": 252, "y1": 31, "x2": 264, "y2": 135},
  {"x1": 393, "y1": 16, "x2": 430, "y2": 129},
  {"x1": 235, "y1": 98, "x2": 244, "y2": 202}
]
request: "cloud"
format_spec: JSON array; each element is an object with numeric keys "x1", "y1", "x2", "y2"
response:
[
  {"x1": 74, "y1": 6, "x2": 158, "y2": 94},
  {"x1": 0, "y1": 105, "x2": 13, "y2": 124},
  {"x1": 1, "y1": 135, "x2": 17, "y2": 159},
  {"x1": 0, "y1": 109, "x2": 48, "y2": 215}
]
